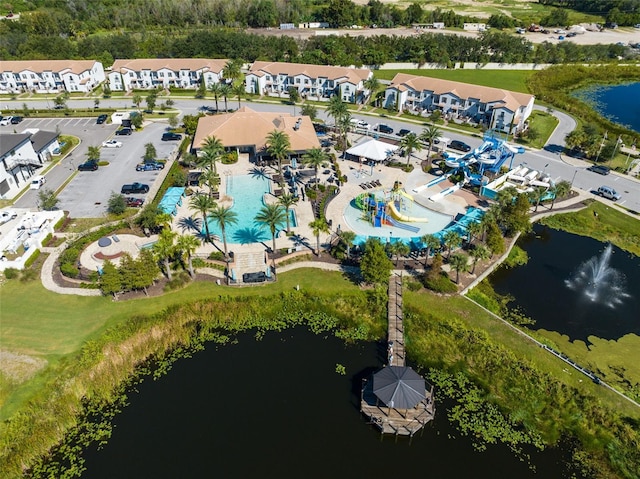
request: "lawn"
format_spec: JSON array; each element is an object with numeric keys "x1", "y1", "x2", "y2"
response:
[
  {"x1": 516, "y1": 110, "x2": 559, "y2": 149},
  {"x1": 374, "y1": 69, "x2": 534, "y2": 93}
]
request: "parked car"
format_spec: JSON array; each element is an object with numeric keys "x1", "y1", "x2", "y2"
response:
[
  {"x1": 10, "y1": 116, "x2": 23, "y2": 124},
  {"x1": 78, "y1": 160, "x2": 99, "y2": 171},
  {"x1": 121, "y1": 182, "x2": 149, "y2": 194},
  {"x1": 115, "y1": 127, "x2": 133, "y2": 136},
  {"x1": 596, "y1": 185, "x2": 621, "y2": 201},
  {"x1": 136, "y1": 162, "x2": 163, "y2": 171},
  {"x1": 587, "y1": 164, "x2": 610, "y2": 175},
  {"x1": 102, "y1": 139, "x2": 123, "y2": 148},
  {"x1": 96, "y1": 114, "x2": 108, "y2": 124},
  {"x1": 30, "y1": 175, "x2": 46, "y2": 190},
  {"x1": 350, "y1": 119, "x2": 370, "y2": 130},
  {"x1": 449, "y1": 140, "x2": 471, "y2": 152},
  {"x1": 0, "y1": 116, "x2": 12, "y2": 126},
  {"x1": 397, "y1": 128, "x2": 412, "y2": 137},
  {"x1": 124, "y1": 197, "x2": 145, "y2": 208},
  {"x1": 161, "y1": 132, "x2": 181, "y2": 141},
  {"x1": 375, "y1": 124, "x2": 394, "y2": 134}
]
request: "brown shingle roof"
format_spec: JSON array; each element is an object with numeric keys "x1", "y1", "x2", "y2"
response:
[
  {"x1": 193, "y1": 107, "x2": 320, "y2": 152},
  {"x1": 390, "y1": 73, "x2": 533, "y2": 113},
  {"x1": 248, "y1": 61, "x2": 370, "y2": 85},
  {"x1": 0, "y1": 59, "x2": 99, "y2": 75},
  {"x1": 110, "y1": 58, "x2": 228, "y2": 74}
]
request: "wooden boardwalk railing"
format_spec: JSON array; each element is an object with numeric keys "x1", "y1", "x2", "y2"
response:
[{"x1": 387, "y1": 272, "x2": 405, "y2": 367}]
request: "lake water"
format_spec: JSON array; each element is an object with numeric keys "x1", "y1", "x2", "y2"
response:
[
  {"x1": 490, "y1": 226, "x2": 640, "y2": 342},
  {"x1": 573, "y1": 82, "x2": 640, "y2": 134},
  {"x1": 80, "y1": 327, "x2": 574, "y2": 478}
]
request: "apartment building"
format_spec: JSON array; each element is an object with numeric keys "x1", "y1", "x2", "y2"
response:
[
  {"x1": 0, "y1": 60, "x2": 105, "y2": 94},
  {"x1": 245, "y1": 61, "x2": 372, "y2": 104},
  {"x1": 108, "y1": 58, "x2": 228, "y2": 92}
]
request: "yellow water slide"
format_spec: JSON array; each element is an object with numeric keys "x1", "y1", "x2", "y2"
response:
[{"x1": 387, "y1": 200, "x2": 429, "y2": 223}]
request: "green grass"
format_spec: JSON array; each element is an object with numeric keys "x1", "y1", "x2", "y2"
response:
[
  {"x1": 374, "y1": 69, "x2": 534, "y2": 93},
  {"x1": 517, "y1": 110, "x2": 559, "y2": 149}
]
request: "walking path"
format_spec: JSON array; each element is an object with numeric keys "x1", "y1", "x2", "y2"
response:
[{"x1": 387, "y1": 272, "x2": 405, "y2": 367}]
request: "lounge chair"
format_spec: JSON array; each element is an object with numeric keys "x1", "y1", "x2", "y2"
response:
[
  {"x1": 374, "y1": 179, "x2": 382, "y2": 187},
  {"x1": 360, "y1": 183, "x2": 367, "y2": 189}
]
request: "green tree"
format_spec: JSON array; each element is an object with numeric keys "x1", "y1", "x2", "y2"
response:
[
  {"x1": 136, "y1": 249, "x2": 160, "y2": 294},
  {"x1": 219, "y1": 83, "x2": 231, "y2": 112},
  {"x1": 132, "y1": 93, "x2": 143, "y2": 111},
  {"x1": 168, "y1": 116, "x2": 179, "y2": 129},
  {"x1": 209, "y1": 82, "x2": 222, "y2": 111},
  {"x1": 152, "y1": 228, "x2": 177, "y2": 281},
  {"x1": 309, "y1": 218, "x2": 330, "y2": 257},
  {"x1": 255, "y1": 203, "x2": 286, "y2": 256},
  {"x1": 528, "y1": 186, "x2": 547, "y2": 212},
  {"x1": 467, "y1": 221, "x2": 483, "y2": 245},
  {"x1": 102, "y1": 83, "x2": 112, "y2": 98},
  {"x1": 388, "y1": 240, "x2": 410, "y2": 265},
  {"x1": 363, "y1": 76, "x2": 381, "y2": 105},
  {"x1": 469, "y1": 244, "x2": 490, "y2": 274},
  {"x1": 118, "y1": 252, "x2": 138, "y2": 293},
  {"x1": 209, "y1": 205, "x2": 238, "y2": 261},
  {"x1": 287, "y1": 86, "x2": 301, "y2": 106},
  {"x1": 136, "y1": 204, "x2": 165, "y2": 233},
  {"x1": 143, "y1": 142, "x2": 157, "y2": 161},
  {"x1": 278, "y1": 193, "x2": 298, "y2": 233},
  {"x1": 189, "y1": 193, "x2": 216, "y2": 243},
  {"x1": 485, "y1": 219, "x2": 505, "y2": 257},
  {"x1": 232, "y1": 80, "x2": 245, "y2": 109},
  {"x1": 37, "y1": 188, "x2": 59, "y2": 211},
  {"x1": 360, "y1": 238, "x2": 393, "y2": 285},
  {"x1": 339, "y1": 230, "x2": 356, "y2": 258},
  {"x1": 222, "y1": 58, "x2": 243, "y2": 85},
  {"x1": 99, "y1": 260, "x2": 121, "y2": 299},
  {"x1": 420, "y1": 125, "x2": 441, "y2": 170},
  {"x1": 327, "y1": 95, "x2": 348, "y2": 128},
  {"x1": 443, "y1": 230, "x2": 462, "y2": 260},
  {"x1": 335, "y1": 111, "x2": 352, "y2": 157},
  {"x1": 182, "y1": 113, "x2": 205, "y2": 136},
  {"x1": 550, "y1": 180, "x2": 571, "y2": 209},
  {"x1": 266, "y1": 129, "x2": 291, "y2": 180},
  {"x1": 196, "y1": 79, "x2": 207, "y2": 99},
  {"x1": 176, "y1": 233, "x2": 201, "y2": 278},
  {"x1": 300, "y1": 103, "x2": 318, "y2": 121},
  {"x1": 303, "y1": 147, "x2": 327, "y2": 191},
  {"x1": 53, "y1": 93, "x2": 68, "y2": 109},
  {"x1": 449, "y1": 252, "x2": 468, "y2": 284},
  {"x1": 145, "y1": 91, "x2": 157, "y2": 112},
  {"x1": 400, "y1": 132, "x2": 422, "y2": 166},
  {"x1": 420, "y1": 233, "x2": 441, "y2": 267},
  {"x1": 107, "y1": 192, "x2": 126, "y2": 215},
  {"x1": 87, "y1": 145, "x2": 101, "y2": 162},
  {"x1": 199, "y1": 135, "x2": 224, "y2": 175}
]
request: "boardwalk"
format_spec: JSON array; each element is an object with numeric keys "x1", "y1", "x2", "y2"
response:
[{"x1": 359, "y1": 272, "x2": 435, "y2": 436}]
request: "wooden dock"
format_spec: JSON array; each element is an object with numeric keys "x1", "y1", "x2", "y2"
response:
[{"x1": 359, "y1": 272, "x2": 435, "y2": 436}]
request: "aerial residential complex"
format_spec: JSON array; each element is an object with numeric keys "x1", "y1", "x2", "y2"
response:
[
  {"x1": 384, "y1": 73, "x2": 535, "y2": 134},
  {"x1": 245, "y1": 61, "x2": 372, "y2": 103},
  {"x1": 0, "y1": 60, "x2": 105, "y2": 94},
  {"x1": 107, "y1": 58, "x2": 229, "y2": 92}
]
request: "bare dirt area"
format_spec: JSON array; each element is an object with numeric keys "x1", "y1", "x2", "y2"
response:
[{"x1": 0, "y1": 350, "x2": 47, "y2": 383}]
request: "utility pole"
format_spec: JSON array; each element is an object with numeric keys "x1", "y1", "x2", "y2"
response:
[{"x1": 595, "y1": 131, "x2": 607, "y2": 163}]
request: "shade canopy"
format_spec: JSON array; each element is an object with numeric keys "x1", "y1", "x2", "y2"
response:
[
  {"x1": 372, "y1": 366, "x2": 426, "y2": 410},
  {"x1": 346, "y1": 138, "x2": 399, "y2": 162}
]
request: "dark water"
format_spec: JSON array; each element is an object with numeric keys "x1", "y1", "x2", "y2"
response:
[
  {"x1": 81, "y1": 328, "x2": 572, "y2": 478},
  {"x1": 491, "y1": 225, "x2": 640, "y2": 342},
  {"x1": 573, "y1": 82, "x2": 640, "y2": 134}
]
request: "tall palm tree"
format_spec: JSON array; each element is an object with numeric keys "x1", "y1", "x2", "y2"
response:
[
  {"x1": 232, "y1": 80, "x2": 244, "y2": 109},
  {"x1": 550, "y1": 180, "x2": 571, "y2": 209},
  {"x1": 420, "y1": 234, "x2": 441, "y2": 267},
  {"x1": 309, "y1": 218, "x2": 330, "y2": 257},
  {"x1": 443, "y1": 230, "x2": 462, "y2": 260},
  {"x1": 176, "y1": 234, "x2": 201, "y2": 278},
  {"x1": 339, "y1": 230, "x2": 356, "y2": 259},
  {"x1": 266, "y1": 129, "x2": 291, "y2": 180},
  {"x1": 363, "y1": 76, "x2": 380, "y2": 106},
  {"x1": 255, "y1": 203, "x2": 286, "y2": 256},
  {"x1": 132, "y1": 93, "x2": 143, "y2": 111},
  {"x1": 209, "y1": 205, "x2": 238, "y2": 260},
  {"x1": 199, "y1": 135, "x2": 224, "y2": 175},
  {"x1": 152, "y1": 228, "x2": 177, "y2": 281},
  {"x1": 528, "y1": 186, "x2": 547, "y2": 212},
  {"x1": 300, "y1": 103, "x2": 318, "y2": 121},
  {"x1": 400, "y1": 132, "x2": 422, "y2": 166},
  {"x1": 327, "y1": 95, "x2": 348, "y2": 127},
  {"x1": 189, "y1": 193, "x2": 216, "y2": 243},
  {"x1": 209, "y1": 82, "x2": 222, "y2": 111},
  {"x1": 466, "y1": 221, "x2": 483, "y2": 246},
  {"x1": 219, "y1": 83, "x2": 231, "y2": 112},
  {"x1": 222, "y1": 58, "x2": 242, "y2": 85},
  {"x1": 198, "y1": 168, "x2": 220, "y2": 199},
  {"x1": 278, "y1": 193, "x2": 298, "y2": 233},
  {"x1": 469, "y1": 244, "x2": 490, "y2": 274},
  {"x1": 302, "y1": 148, "x2": 327, "y2": 191},
  {"x1": 336, "y1": 111, "x2": 352, "y2": 157},
  {"x1": 449, "y1": 252, "x2": 468, "y2": 284},
  {"x1": 420, "y1": 125, "x2": 441, "y2": 169}
]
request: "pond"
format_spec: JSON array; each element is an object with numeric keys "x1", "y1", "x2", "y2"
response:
[
  {"x1": 490, "y1": 225, "x2": 640, "y2": 342},
  {"x1": 572, "y1": 82, "x2": 640, "y2": 134},
  {"x1": 79, "y1": 327, "x2": 575, "y2": 478}
]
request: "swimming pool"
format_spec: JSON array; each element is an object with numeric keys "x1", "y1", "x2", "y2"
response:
[{"x1": 204, "y1": 175, "x2": 296, "y2": 244}]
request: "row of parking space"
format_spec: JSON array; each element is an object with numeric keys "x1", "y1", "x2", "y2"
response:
[{"x1": 15, "y1": 117, "x2": 112, "y2": 130}]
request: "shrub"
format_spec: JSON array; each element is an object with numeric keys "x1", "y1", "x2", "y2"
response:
[
  {"x1": 425, "y1": 272, "x2": 458, "y2": 293},
  {"x1": 163, "y1": 272, "x2": 191, "y2": 291},
  {"x1": 20, "y1": 269, "x2": 38, "y2": 282},
  {"x1": 208, "y1": 251, "x2": 224, "y2": 261},
  {"x1": 3, "y1": 268, "x2": 19, "y2": 279},
  {"x1": 60, "y1": 262, "x2": 79, "y2": 278},
  {"x1": 405, "y1": 280, "x2": 422, "y2": 292},
  {"x1": 24, "y1": 249, "x2": 41, "y2": 268}
]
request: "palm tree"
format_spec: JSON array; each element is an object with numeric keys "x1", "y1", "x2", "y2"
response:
[
  {"x1": 87, "y1": 145, "x2": 101, "y2": 162},
  {"x1": 199, "y1": 135, "x2": 224, "y2": 175},
  {"x1": 443, "y1": 230, "x2": 462, "y2": 260},
  {"x1": 209, "y1": 205, "x2": 238, "y2": 260},
  {"x1": 209, "y1": 82, "x2": 222, "y2": 111},
  {"x1": 420, "y1": 234, "x2": 441, "y2": 267},
  {"x1": 327, "y1": 95, "x2": 348, "y2": 127},
  {"x1": 152, "y1": 228, "x2": 177, "y2": 281},
  {"x1": 400, "y1": 132, "x2": 422, "y2": 166},
  {"x1": 176, "y1": 234, "x2": 201, "y2": 278},
  {"x1": 339, "y1": 230, "x2": 356, "y2": 259},
  {"x1": 301, "y1": 103, "x2": 318, "y2": 121},
  {"x1": 189, "y1": 193, "x2": 216, "y2": 243},
  {"x1": 266, "y1": 129, "x2": 291, "y2": 180},
  {"x1": 466, "y1": 221, "x2": 483, "y2": 246},
  {"x1": 132, "y1": 93, "x2": 143, "y2": 111},
  {"x1": 303, "y1": 148, "x2": 327, "y2": 191},
  {"x1": 255, "y1": 203, "x2": 286, "y2": 256},
  {"x1": 278, "y1": 193, "x2": 298, "y2": 233},
  {"x1": 363, "y1": 76, "x2": 380, "y2": 105},
  {"x1": 223, "y1": 58, "x2": 242, "y2": 85},
  {"x1": 309, "y1": 218, "x2": 330, "y2": 257},
  {"x1": 336, "y1": 111, "x2": 352, "y2": 157},
  {"x1": 528, "y1": 186, "x2": 547, "y2": 212},
  {"x1": 469, "y1": 244, "x2": 490, "y2": 274},
  {"x1": 420, "y1": 125, "x2": 441, "y2": 169},
  {"x1": 198, "y1": 169, "x2": 220, "y2": 199},
  {"x1": 219, "y1": 83, "x2": 231, "y2": 112},
  {"x1": 232, "y1": 80, "x2": 244, "y2": 109},
  {"x1": 449, "y1": 252, "x2": 468, "y2": 284},
  {"x1": 550, "y1": 180, "x2": 571, "y2": 209},
  {"x1": 389, "y1": 241, "x2": 410, "y2": 265}
]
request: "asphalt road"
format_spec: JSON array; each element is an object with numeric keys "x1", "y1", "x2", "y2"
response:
[{"x1": 4, "y1": 97, "x2": 639, "y2": 214}]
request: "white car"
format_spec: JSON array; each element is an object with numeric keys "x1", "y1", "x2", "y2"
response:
[
  {"x1": 350, "y1": 119, "x2": 371, "y2": 130},
  {"x1": 0, "y1": 116, "x2": 12, "y2": 126},
  {"x1": 102, "y1": 139, "x2": 123, "y2": 148}
]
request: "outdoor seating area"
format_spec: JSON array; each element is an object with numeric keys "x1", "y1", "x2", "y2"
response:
[{"x1": 359, "y1": 179, "x2": 382, "y2": 189}]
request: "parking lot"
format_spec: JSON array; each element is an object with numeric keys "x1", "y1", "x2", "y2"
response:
[{"x1": 12, "y1": 118, "x2": 180, "y2": 217}]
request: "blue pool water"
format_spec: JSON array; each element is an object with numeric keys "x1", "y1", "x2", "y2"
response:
[
  {"x1": 204, "y1": 175, "x2": 296, "y2": 244},
  {"x1": 572, "y1": 82, "x2": 640, "y2": 133}
]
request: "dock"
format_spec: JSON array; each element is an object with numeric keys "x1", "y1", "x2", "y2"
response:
[{"x1": 360, "y1": 272, "x2": 435, "y2": 437}]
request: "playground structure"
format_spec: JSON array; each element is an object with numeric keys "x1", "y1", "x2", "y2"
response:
[
  {"x1": 441, "y1": 130, "x2": 526, "y2": 187},
  {"x1": 355, "y1": 184, "x2": 430, "y2": 234}
]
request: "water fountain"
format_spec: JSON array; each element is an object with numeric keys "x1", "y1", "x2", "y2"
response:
[{"x1": 565, "y1": 244, "x2": 630, "y2": 308}]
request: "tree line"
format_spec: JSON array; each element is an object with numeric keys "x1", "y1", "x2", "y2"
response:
[{"x1": 539, "y1": 0, "x2": 640, "y2": 26}]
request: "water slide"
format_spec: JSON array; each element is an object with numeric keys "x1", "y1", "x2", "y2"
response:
[
  {"x1": 387, "y1": 200, "x2": 430, "y2": 223},
  {"x1": 386, "y1": 216, "x2": 420, "y2": 233}
]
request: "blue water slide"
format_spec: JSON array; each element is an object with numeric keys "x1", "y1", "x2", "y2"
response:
[{"x1": 386, "y1": 216, "x2": 420, "y2": 233}]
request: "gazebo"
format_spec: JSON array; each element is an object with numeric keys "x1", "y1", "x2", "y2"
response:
[{"x1": 346, "y1": 138, "x2": 399, "y2": 163}]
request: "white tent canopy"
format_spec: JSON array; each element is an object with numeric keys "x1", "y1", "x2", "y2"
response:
[{"x1": 346, "y1": 138, "x2": 399, "y2": 162}]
